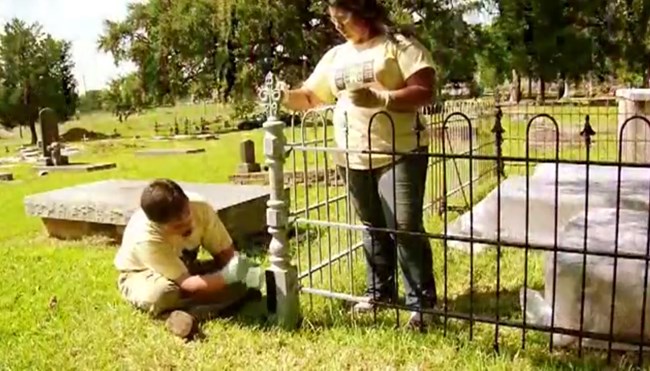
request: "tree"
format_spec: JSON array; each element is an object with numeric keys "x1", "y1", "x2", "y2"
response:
[
  {"x1": 102, "y1": 73, "x2": 145, "y2": 122},
  {"x1": 0, "y1": 18, "x2": 78, "y2": 144},
  {"x1": 78, "y1": 90, "x2": 105, "y2": 113}
]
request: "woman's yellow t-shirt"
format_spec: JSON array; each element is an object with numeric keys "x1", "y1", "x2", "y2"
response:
[{"x1": 303, "y1": 33, "x2": 435, "y2": 170}]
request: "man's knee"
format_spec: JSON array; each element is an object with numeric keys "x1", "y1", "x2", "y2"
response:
[
  {"x1": 118, "y1": 273, "x2": 185, "y2": 316},
  {"x1": 146, "y1": 281, "x2": 184, "y2": 316}
]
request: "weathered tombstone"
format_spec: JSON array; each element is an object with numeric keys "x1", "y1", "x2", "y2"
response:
[
  {"x1": 39, "y1": 108, "x2": 62, "y2": 165},
  {"x1": 135, "y1": 148, "x2": 205, "y2": 156},
  {"x1": 32, "y1": 107, "x2": 116, "y2": 173},
  {"x1": 48, "y1": 142, "x2": 69, "y2": 166},
  {"x1": 237, "y1": 140, "x2": 262, "y2": 173},
  {"x1": 616, "y1": 89, "x2": 650, "y2": 163},
  {"x1": 23, "y1": 180, "x2": 281, "y2": 248}
]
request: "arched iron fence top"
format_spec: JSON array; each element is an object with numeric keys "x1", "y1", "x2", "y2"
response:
[
  {"x1": 280, "y1": 94, "x2": 650, "y2": 367},
  {"x1": 442, "y1": 111, "x2": 473, "y2": 131},
  {"x1": 618, "y1": 114, "x2": 650, "y2": 143}
]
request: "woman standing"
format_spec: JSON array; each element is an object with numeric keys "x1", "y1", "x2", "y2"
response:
[{"x1": 280, "y1": 0, "x2": 437, "y2": 328}]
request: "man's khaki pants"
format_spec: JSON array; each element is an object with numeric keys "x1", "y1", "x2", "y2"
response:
[{"x1": 117, "y1": 261, "x2": 249, "y2": 317}]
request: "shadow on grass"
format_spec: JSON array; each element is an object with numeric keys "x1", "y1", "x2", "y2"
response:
[{"x1": 293, "y1": 285, "x2": 643, "y2": 370}]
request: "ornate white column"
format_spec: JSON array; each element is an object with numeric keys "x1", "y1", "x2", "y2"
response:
[{"x1": 259, "y1": 72, "x2": 301, "y2": 328}]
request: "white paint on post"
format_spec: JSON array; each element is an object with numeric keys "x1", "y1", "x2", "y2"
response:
[{"x1": 259, "y1": 72, "x2": 301, "y2": 328}]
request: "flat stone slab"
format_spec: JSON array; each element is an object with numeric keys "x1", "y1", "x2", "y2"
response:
[
  {"x1": 33, "y1": 163, "x2": 117, "y2": 173},
  {"x1": 24, "y1": 179, "x2": 276, "y2": 245},
  {"x1": 447, "y1": 172, "x2": 650, "y2": 254},
  {"x1": 197, "y1": 134, "x2": 218, "y2": 140},
  {"x1": 533, "y1": 163, "x2": 650, "y2": 183},
  {"x1": 616, "y1": 88, "x2": 650, "y2": 101},
  {"x1": 0, "y1": 172, "x2": 13, "y2": 181},
  {"x1": 528, "y1": 208, "x2": 650, "y2": 350},
  {"x1": 135, "y1": 148, "x2": 205, "y2": 156}
]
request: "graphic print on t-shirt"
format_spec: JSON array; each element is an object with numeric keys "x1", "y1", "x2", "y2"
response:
[{"x1": 334, "y1": 60, "x2": 375, "y2": 91}]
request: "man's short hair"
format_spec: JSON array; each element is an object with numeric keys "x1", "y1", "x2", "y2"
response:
[{"x1": 140, "y1": 179, "x2": 189, "y2": 224}]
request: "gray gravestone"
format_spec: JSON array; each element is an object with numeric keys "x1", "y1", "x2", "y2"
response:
[
  {"x1": 237, "y1": 140, "x2": 261, "y2": 173},
  {"x1": 38, "y1": 108, "x2": 69, "y2": 166},
  {"x1": 23, "y1": 180, "x2": 285, "y2": 246},
  {"x1": 135, "y1": 148, "x2": 206, "y2": 157}
]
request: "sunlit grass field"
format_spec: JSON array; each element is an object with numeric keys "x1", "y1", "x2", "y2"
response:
[{"x1": 0, "y1": 101, "x2": 640, "y2": 370}]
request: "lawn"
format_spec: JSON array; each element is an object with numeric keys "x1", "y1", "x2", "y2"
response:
[{"x1": 0, "y1": 102, "x2": 641, "y2": 370}]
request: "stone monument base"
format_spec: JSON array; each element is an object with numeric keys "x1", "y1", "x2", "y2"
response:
[
  {"x1": 24, "y1": 179, "x2": 278, "y2": 246},
  {"x1": 135, "y1": 148, "x2": 205, "y2": 156},
  {"x1": 33, "y1": 163, "x2": 117, "y2": 173},
  {"x1": 237, "y1": 163, "x2": 262, "y2": 173}
]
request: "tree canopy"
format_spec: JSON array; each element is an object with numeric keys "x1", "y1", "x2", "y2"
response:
[
  {"x1": 0, "y1": 18, "x2": 78, "y2": 144},
  {"x1": 3, "y1": 0, "x2": 650, "y2": 130}
]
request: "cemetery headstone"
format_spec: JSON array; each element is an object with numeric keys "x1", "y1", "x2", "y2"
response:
[
  {"x1": 616, "y1": 89, "x2": 650, "y2": 163},
  {"x1": 237, "y1": 140, "x2": 261, "y2": 173},
  {"x1": 38, "y1": 108, "x2": 67, "y2": 166},
  {"x1": 23, "y1": 180, "x2": 283, "y2": 248},
  {"x1": 135, "y1": 148, "x2": 206, "y2": 156},
  {"x1": 32, "y1": 107, "x2": 117, "y2": 173}
]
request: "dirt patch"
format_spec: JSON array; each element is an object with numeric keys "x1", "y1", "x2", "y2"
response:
[
  {"x1": 60, "y1": 128, "x2": 120, "y2": 142},
  {"x1": 0, "y1": 128, "x2": 14, "y2": 139}
]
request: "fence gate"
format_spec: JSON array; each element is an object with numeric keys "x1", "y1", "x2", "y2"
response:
[{"x1": 275, "y1": 87, "x2": 650, "y2": 367}]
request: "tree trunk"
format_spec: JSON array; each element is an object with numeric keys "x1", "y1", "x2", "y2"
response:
[
  {"x1": 19, "y1": 124, "x2": 23, "y2": 139},
  {"x1": 528, "y1": 77, "x2": 533, "y2": 99},
  {"x1": 588, "y1": 74, "x2": 594, "y2": 97},
  {"x1": 29, "y1": 121, "x2": 37, "y2": 145},
  {"x1": 562, "y1": 80, "x2": 570, "y2": 99},
  {"x1": 510, "y1": 69, "x2": 521, "y2": 103},
  {"x1": 538, "y1": 79, "x2": 546, "y2": 104}
]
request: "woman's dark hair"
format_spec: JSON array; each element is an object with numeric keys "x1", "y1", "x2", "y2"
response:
[{"x1": 327, "y1": 0, "x2": 416, "y2": 42}]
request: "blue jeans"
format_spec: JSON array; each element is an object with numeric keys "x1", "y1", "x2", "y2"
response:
[{"x1": 338, "y1": 147, "x2": 436, "y2": 309}]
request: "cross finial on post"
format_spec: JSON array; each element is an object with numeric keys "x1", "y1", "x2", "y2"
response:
[
  {"x1": 259, "y1": 72, "x2": 283, "y2": 121},
  {"x1": 259, "y1": 70, "x2": 300, "y2": 329}
]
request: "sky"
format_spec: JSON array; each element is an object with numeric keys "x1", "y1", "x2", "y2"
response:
[{"x1": 0, "y1": 0, "x2": 138, "y2": 93}]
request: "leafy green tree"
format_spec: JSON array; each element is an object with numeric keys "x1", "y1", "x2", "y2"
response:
[{"x1": 0, "y1": 18, "x2": 78, "y2": 144}]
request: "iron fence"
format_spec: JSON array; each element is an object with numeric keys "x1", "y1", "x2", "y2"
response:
[{"x1": 280, "y1": 96, "x2": 650, "y2": 367}]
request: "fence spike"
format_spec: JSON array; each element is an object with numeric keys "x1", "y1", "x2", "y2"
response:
[
  {"x1": 580, "y1": 114, "x2": 596, "y2": 148},
  {"x1": 492, "y1": 107, "x2": 506, "y2": 177}
]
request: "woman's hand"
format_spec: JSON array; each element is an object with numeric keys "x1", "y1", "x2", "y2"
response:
[
  {"x1": 280, "y1": 86, "x2": 324, "y2": 111},
  {"x1": 348, "y1": 87, "x2": 392, "y2": 108}
]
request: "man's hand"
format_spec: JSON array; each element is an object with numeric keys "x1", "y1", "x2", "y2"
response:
[
  {"x1": 220, "y1": 252, "x2": 252, "y2": 285},
  {"x1": 348, "y1": 87, "x2": 393, "y2": 109}
]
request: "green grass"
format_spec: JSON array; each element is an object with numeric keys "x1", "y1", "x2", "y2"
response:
[{"x1": 0, "y1": 103, "x2": 642, "y2": 370}]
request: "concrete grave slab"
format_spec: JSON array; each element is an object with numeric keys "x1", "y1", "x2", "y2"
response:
[
  {"x1": 24, "y1": 180, "x2": 280, "y2": 247},
  {"x1": 33, "y1": 163, "x2": 117, "y2": 173},
  {"x1": 447, "y1": 171, "x2": 650, "y2": 254},
  {"x1": 0, "y1": 172, "x2": 13, "y2": 181},
  {"x1": 135, "y1": 148, "x2": 206, "y2": 156},
  {"x1": 197, "y1": 134, "x2": 218, "y2": 140}
]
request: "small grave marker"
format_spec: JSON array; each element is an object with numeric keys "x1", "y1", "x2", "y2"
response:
[
  {"x1": 135, "y1": 148, "x2": 206, "y2": 156},
  {"x1": 237, "y1": 140, "x2": 261, "y2": 173}
]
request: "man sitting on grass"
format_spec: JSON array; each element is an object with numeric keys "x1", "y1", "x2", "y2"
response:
[{"x1": 114, "y1": 178, "x2": 262, "y2": 338}]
